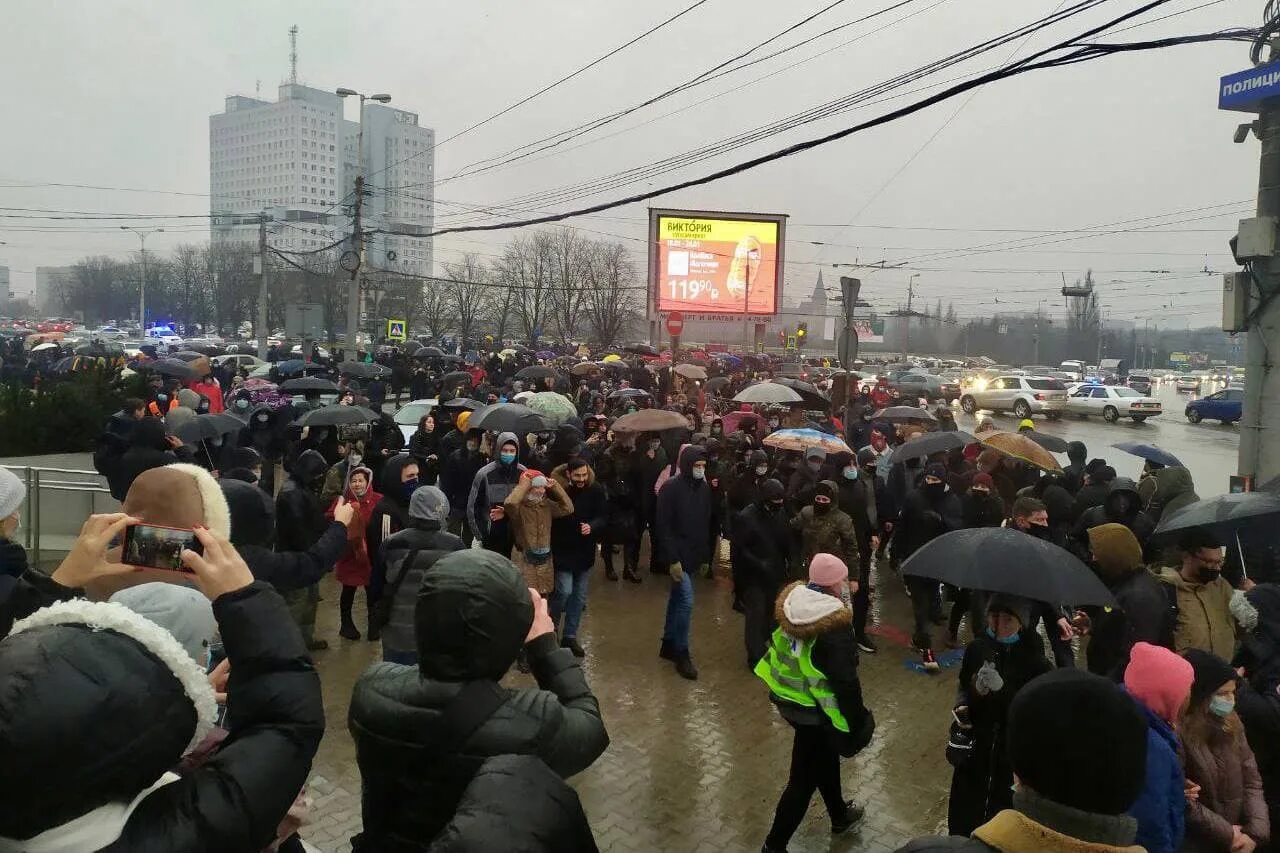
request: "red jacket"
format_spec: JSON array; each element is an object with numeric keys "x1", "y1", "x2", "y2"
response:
[
  {"x1": 188, "y1": 380, "x2": 225, "y2": 413},
  {"x1": 328, "y1": 486, "x2": 382, "y2": 587}
]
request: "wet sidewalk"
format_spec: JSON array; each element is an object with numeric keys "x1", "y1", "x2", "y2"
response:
[{"x1": 301, "y1": 554, "x2": 961, "y2": 852}]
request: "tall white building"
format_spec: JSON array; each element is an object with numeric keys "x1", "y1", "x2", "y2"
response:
[{"x1": 209, "y1": 82, "x2": 434, "y2": 279}]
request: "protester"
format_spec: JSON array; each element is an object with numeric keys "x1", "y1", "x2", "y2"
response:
[
  {"x1": 0, "y1": 466, "x2": 27, "y2": 605},
  {"x1": 222, "y1": 478, "x2": 351, "y2": 593},
  {"x1": 656, "y1": 445, "x2": 711, "y2": 681},
  {"x1": 1123, "y1": 641, "x2": 1194, "y2": 853},
  {"x1": 106, "y1": 416, "x2": 195, "y2": 501},
  {"x1": 787, "y1": 446, "x2": 828, "y2": 511},
  {"x1": 439, "y1": 426, "x2": 485, "y2": 544},
  {"x1": 550, "y1": 458, "x2": 607, "y2": 656},
  {"x1": 276, "y1": 448, "x2": 332, "y2": 650},
  {"x1": 596, "y1": 433, "x2": 644, "y2": 583},
  {"x1": 1142, "y1": 465, "x2": 1199, "y2": 529},
  {"x1": 1009, "y1": 496, "x2": 1077, "y2": 669},
  {"x1": 835, "y1": 456, "x2": 879, "y2": 653},
  {"x1": 756, "y1": 553, "x2": 873, "y2": 853},
  {"x1": 895, "y1": 462, "x2": 961, "y2": 672},
  {"x1": 1082, "y1": 523, "x2": 1167, "y2": 677},
  {"x1": 504, "y1": 469, "x2": 574, "y2": 598},
  {"x1": 1234, "y1": 582, "x2": 1280, "y2": 853},
  {"x1": 1157, "y1": 530, "x2": 1237, "y2": 658},
  {"x1": 377, "y1": 485, "x2": 465, "y2": 665},
  {"x1": 946, "y1": 594, "x2": 1053, "y2": 836},
  {"x1": 1071, "y1": 463, "x2": 1116, "y2": 521},
  {"x1": 365, "y1": 454, "x2": 421, "y2": 639},
  {"x1": 333, "y1": 465, "x2": 381, "y2": 641},
  {"x1": 899, "y1": 669, "x2": 1150, "y2": 853},
  {"x1": 467, "y1": 430, "x2": 526, "y2": 555},
  {"x1": 347, "y1": 550, "x2": 609, "y2": 850},
  {"x1": 1062, "y1": 440, "x2": 1088, "y2": 493},
  {"x1": 1072, "y1": 477, "x2": 1154, "y2": 556},
  {"x1": 733, "y1": 478, "x2": 792, "y2": 668}
]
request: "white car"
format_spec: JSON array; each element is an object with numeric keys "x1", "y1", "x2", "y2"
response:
[
  {"x1": 1065, "y1": 384, "x2": 1162, "y2": 423},
  {"x1": 960, "y1": 375, "x2": 1068, "y2": 419},
  {"x1": 1175, "y1": 375, "x2": 1202, "y2": 393},
  {"x1": 93, "y1": 326, "x2": 128, "y2": 340},
  {"x1": 212, "y1": 354, "x2": 264, "y2": 371},
  {"x1": 394, "y1": 399, "x2": 439, "y2": 444}
]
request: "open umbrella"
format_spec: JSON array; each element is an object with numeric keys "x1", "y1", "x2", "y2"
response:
[
  {"x1": 607, "y1": 388, "x2": 651, "y2": 401},
  {"x1": 147, "y1": 358, "x2": 199, "y2": 380},
  {"x1": 902, "y1": 527, "x2": 1113, "y2": 606},
  {"x1": 535, "y1": 350, "x2": 556, "y2": 360},
  {"x1": 874, "y1": 405, "x2": 937, "y2": 424},
  {"x1": 601, "y1": 353, "x2": 623, "y2": 363},
  {"x1": 174, "y1": 412, "x2": 246, "y2": 444},
  {"x1": 414, "y1": 346, "x2": 446, "y2": 358},
  {"x1": 773, "y1": 377, "x2": 830, "y2": 409},
  {"x1": 525, "y1": 391, "x2": 578, "y2": 426},
  {"x1": 1111, "y1": 441, "x2": 1183, "y2": 469},
  {"x1": 705, "y1": 376, "x2": 731, "y2": 394},
  {"x1": 294, "y1": 404, "x2": 379, "y2": 427},
  {"x1": 468, "y1": 402, "x2": 549, "y2": 434},
  {"x1": 439, "y1": 397, "x2": 481, "y2": 411},
  {"x1": 515, "y1": 365, "x2": 561, "y2": 382},
  {"x1": 979, "y1": 430, "x2": 1063, "y2": 472},
  {"x1": 888, "y1": 430, "x2": 976, "y2": 464},
  {"x1": 624, "y1": 343, "x2": 659, "y2": 356},
  {"x1": 763, "y1": 428, "x2": 852, "y2": 456},
  {"x1": 673, "y1": 363, "x2": 708, "y2": 381},
  {"x1": 734, "y1": 382, "x2": 804, "y2": 405},
  {"x1": 30, "y1": 342, "x2": 59, "y2": 353},
  {"x1": 1021, "y1": 431, "x2": 1071, "y2": 453},
  {"x1": 1153, "y1": 491, "x2": 1280, "y2": 540},
  {"x1": 440, "y1": 370, "x2": 473, "y2": 388},
  {"x1": 569, "y1": 361, "x2": 599, "y2": 376},
  {"x1": 172, "y1": 351, "x2": 205, "y2": 362},
  {"x1": 339, "y1": 361, "x2": 391, "y2": 379},
  {"x1": 280, "y1": 376, "x2": 339, "y2": 393},
  {"x1": 611, "y1": 409, "x2": 689, "y2": 433}
]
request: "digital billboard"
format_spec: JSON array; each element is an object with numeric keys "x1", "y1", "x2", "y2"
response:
[{"x1": 650, "y1": 208, "x2": 786, "y2": 317}]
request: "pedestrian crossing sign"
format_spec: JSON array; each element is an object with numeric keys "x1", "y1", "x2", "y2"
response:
[{"x1": 386, "y1": 319, "x2": 407, "y2": 342}]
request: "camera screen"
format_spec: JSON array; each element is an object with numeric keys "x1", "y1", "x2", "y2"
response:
[{"x1": 123, "y1": 524, "x2": 200, "y2": 571}]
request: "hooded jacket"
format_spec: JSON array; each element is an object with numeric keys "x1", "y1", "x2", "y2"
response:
[
  {"x1": 1070, "y1": 467, "x2": 1115, "y2": 522},
  {"x1": 348, "y1": 550, "x2": 609, "y2": 850},
  {"x1": 594, "y1": 442, "x2": 643, "y2": 543},
  {"x1": 440, "y1": 440, "x2": 485, "y2": 524},
  {"x1": 1156, "y1": 567, "x2": 1236, "y2": 659},
  {"x1": 1083, "y1": 524, "x2": 1168, "y2": 678},
  {"x1": 106, "y1": 417, "x2": 194, "y2": 501},
  {"x1": 895, "y1": 477, "x2": 962, "y2": 561},
  {"x1": 1142, "y1": 466, "x2": 1199, "y2": 527},
  {"x1": 550, "y1": 464, "x2": 608, "y2": 572},
  {"x1": 367, "y1": 454, "x2": 418, "y2": 594},
  {"x1": 379, "y1": 487, "x2": 465, "y2": 658},
  {"x1": 332, "y1": 473, "x2": 383, "y2": 589},
  {"x1": 222, "y1": 479, "x2": 347, "y2": 594},
  {"x1": 1236, "y1": 586, "x2": 1280, "y2": 846},
  {"x1": 467, "y1": 431, "x2": 527, "y2": 540},
  {"x1": 732, "y1": 481, "x2": 792, "y2": 586},
  {"x1": 275, "y1": 449, "x2": 331, "y2": 553},
  {"x1": 0, "y1": 580, "x2": 323, "y2": 853},
  {"x1": 655, "y1": 446, "x2": 712, "y2": 569},
  {"x1": 1074, "y1": 478, "x2": 1155, "y2": 551},
  {"x1": 793, "y1": 481, "x2": 860, "y2": 573}
]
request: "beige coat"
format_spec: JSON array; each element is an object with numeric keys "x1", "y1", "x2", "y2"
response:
[{"x1": 504, "y1": 476, "x2": 573, "y2": 594}]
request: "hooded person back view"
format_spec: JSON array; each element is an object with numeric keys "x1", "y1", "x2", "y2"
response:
[
  {"x1": 1083, "y1": 524, "x2": 1167, "y2": 678},
  {"x1": 275, "y1": 448, "x2": 333, "y2": 650},
  {"x1": 222, "y1": 479, "x2": 349, "y2": 594},
  {"x1": 348, "y1": 549, "x2": 609, "y2": 852}
]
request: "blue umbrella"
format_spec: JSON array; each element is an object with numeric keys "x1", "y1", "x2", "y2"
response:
[{"x1": 1111, "y1": 441, "x2": 1183, "y2": 468}]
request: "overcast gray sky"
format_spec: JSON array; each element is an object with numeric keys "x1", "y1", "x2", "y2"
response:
[{"x1": 0, "y1": 0, "x2": 1262, "y2": 327}]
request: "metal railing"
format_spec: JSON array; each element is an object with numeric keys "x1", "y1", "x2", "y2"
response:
[{"x1": 0, "y1": 465, "x2": 112, "y2": 566}]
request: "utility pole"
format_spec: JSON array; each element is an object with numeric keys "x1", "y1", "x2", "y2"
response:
[
  {"x1": 336, "y1": 87, "x2": 391, "y2": 360},
  {"x1": 120, "y1": 226, "x2": 164, "y2": 331},
  {"x1": 256, "y1": 213, "x2": 271, "y2": 360},
  {"x1": 903, "y1": 274, "x2": 918, "y2": 357}
]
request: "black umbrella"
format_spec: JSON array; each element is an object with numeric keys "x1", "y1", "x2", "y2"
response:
[
  {"x1": 414, "y1": 346, "x2": 446, "y2": 358},
  {"x1": 468, "y1": 402, "x2": 549, "y2": 434},
  {"x1": 339, "y1": 361, "x2": 392, "y2": 379},
  {"x1": 705, "y1": 376, "x2": 731, "y2": 394},
  {"x1": 293, "y1": 404, "x2": 379, "y2": 427},
  {"x1": 280, "y1": 376, "x2": 339, "y2": 392},
  {"x1": 147, "y1": 358, "x2": 199, "y2": 380},
  {"x1": 174, "y1": 412, "x2": 245, "y2": 444},
  {"x1": 874, "y1": 405, "x2": 938, "y2": 424},
  {"x1": 1111, "y1": 441, "x2": 1183, "y2": 468},
  {"x1": 172, "y1": 350, "x2": 206, "y2": 362},
  {"x1": 439, "y1": 397, "x2": 481, "y2": 410},
  {"x1": 902, "y1": 527, "x2": 1113, "y2": 606},
  {"x1": 440, "y1": 370, "x2": 473, "y2": 388},
  {"x1": 515, "y1": 365, "x2": 561, "y2": 382},
  {"x1": 624, "y1": 343, "x2": 659, "y2": 356},
  {"x1": 1153, "y1": 492, "x2": 1280, "y2": 540},
  {"x1": 889, "y1": 430, "x2": 976, "y2": 464},
  {"x1": 1022, "y1": 431, "x2": 1071, "y2": 453},
  {"x1": 773, "y1": 377, "x2": 830, "y2": 408}
]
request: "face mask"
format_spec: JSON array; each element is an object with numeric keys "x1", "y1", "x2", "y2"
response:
[
  {"x1": 924, "y1": 481, "x2": 945, "y2": 496},
  {"x1": 255, "y1": 413, "x2": 269, "y2": 424},
  {"x1": 987, "y1": 627, "x2": 1019, "y2": 645},
  {"x1": 1209, "y1": 695, "x2": 1235, "y2": 717},
  {"x1": 768, "y1": 420, "x2": 779, "y2": 429},
  {"x1": 400, "y1": 478, "x2": 419, "y2": 501},
  {"x1": 843, "y1": 467, "x2": 858, "y2": 481},
  {"x1": 691, "y1": 467, "x2": 706, "y2": 481},
  {"x1": 807, "y1": 461, "x2": 822, "y2": 473},
  {"x1": 711, "y1": 426, "x2": 722, "y2": 435},
  {"x1": 754, "y1": 464, "x2": 768, "y2": 476},
  {"x1": 526, "y1": 494, "x2": 544, "y2": 505},
  {"x1": 1026, "y1": 523, "x2": 1051, "y2": 540},
  {"x1": 649, "y1": 440, "x2": 661, "y2": 450},
  {"x1": 499, "y1": 451, "x2": 516, "y2": 465},
  {"x1": 1199, "y1": 566, "x2": 1222, "y2": 584},
  {"x1": 765, "y1": 500, "x2": 784, "y2": 512},
  {"x1": 814, "y1": 500, "x2": 832, "y2": 515}
]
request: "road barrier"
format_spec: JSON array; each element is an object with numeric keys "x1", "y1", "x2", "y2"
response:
[{"x1": 0, "y1": 466, "x2": 115, "y2": 566}]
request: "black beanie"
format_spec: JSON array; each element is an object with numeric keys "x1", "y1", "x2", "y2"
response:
[
  {"x1": 1183, "y1": 648, "x2": 1237, "y2": 708},
  {"x1": 1007, "y1": 669, "x2": 1147, "y2": 815},
  {"x1": 760, "y1": 478, "x2": 785, "y2": 502}
]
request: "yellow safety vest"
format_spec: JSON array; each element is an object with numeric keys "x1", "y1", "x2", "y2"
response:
[{"x1": 754, "y1": 629, "x2": 849, "y2": 733}]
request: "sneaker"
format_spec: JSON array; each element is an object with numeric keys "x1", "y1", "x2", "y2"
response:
[
  {"x1": 307, "y1": 639, "x2": 329, "y2": 651},
  {"x1": 675, "y1": 655, "x2": 699, "y2": 681},
  {"x1": 623, "y1": 568, "x2": 643, "y2": 584},
  {"x1": 339, "y1": 622, "x2": 361, "y2": 641},
  {"x1": 562, "y1": 637, "x2": 585, "y2": 658},
  {"x1": 921, "y1": 648, "x2": 941, "y2": 673},
  {"x1": 659, "y1": 640, "x2": 678, "y2": 661},
  {"x1": 856, "y1": 635, "x2": 878, "y2": 654},
  {"x1": 831, "y1": 800, "x2": 865, "y2": 835}
]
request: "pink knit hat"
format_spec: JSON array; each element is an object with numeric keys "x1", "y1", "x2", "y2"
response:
[
  {"x1": 1124, "y1": 641, "x2": 1194, "y2": 725},
  {"x1": 808, "y1": 553, "x2": 849, "y2": 587}
]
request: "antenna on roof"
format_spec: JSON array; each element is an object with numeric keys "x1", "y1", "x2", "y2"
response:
[{"x1": 289, "y1": 25, "x2": 299, "y2": 84}]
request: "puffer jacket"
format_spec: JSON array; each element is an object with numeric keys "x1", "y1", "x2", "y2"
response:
[
  {"x1": 1083, "y1": 524, "x2": 1168, "y2": 678},
  {"x1": 1156, "y1": 567, "x2": 1236, "y2": 659},
  {"x1": 1182, "y1": 724, "x2": 1270, "y2": 852},
  {"x1": 1073, "y1": 478, "x2": 1154, "y2": 555},
  {"x1": 1127, "y1": 699, "x2": 1185, "y2": 853},
  {"x1": 348, "y1": 549, "x2": 609, "y2": 851},
  {"x1": 1142, "y1": 466, "x2": 1199, "y2": 528},
  {"x1": 655, "y1": 446, "x2": 712, "y2": 569},
  {"x1": 275, "y1": 450, "x2": 331, "y2": 552},
  {"x1": 106, "y1": 418, "x2": 194, "y2": 501},
  {"x1": 550, "y1": 465, "x2": 608, "y2": 573},
  {"x1": 466, "y1": 431, "x2": 526, "y2": 540},
  {"x1": 223, "y1": 479, "x2": 347, "y2": 593},
  {"x1": 367, "y1": 454, "x2": 417, "y2": 596},
  {"x1": 379, "y1": 490, "x2": 465, "y2": 659},
  {"x1": 792, "y1": 499, "x2": 860, "y2": 575}
]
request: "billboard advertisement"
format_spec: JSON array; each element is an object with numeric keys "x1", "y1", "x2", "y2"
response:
[
  {"x1": 650, "y1": 208, "x2": 786, "y2": 317},
  {"x1": 852, "y1": 318, "x2": 884, "y2": 343}
]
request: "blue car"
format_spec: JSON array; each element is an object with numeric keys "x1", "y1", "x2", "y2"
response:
[{"x1": 1185, "y1": 387, "x2": 1243, "y2": 424}]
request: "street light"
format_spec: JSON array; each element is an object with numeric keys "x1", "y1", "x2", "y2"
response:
[
  {"x1": 335, "y1": 87, "x2": 391, "y2": 357},
  {"x1": 120, "y1": 226, "x2": 164, "y2": 331}
]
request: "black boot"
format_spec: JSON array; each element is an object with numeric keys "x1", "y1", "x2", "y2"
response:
[
  {"x1": 366, "y1": 606, "x2": 381, "y2": 642},
  {"x1": 561, "y1": 637, "x2": 585, "y2": 658},
  {"x1": 831, "y1": 800, "x2": 865, "y2": 835},
  {"x1": 675, "y1": 654, "x2": 699, "y2": 681},
  {"x1": 623, "y1": 566, "x2": 642, "y2": 584},
  {"x1": 604, "y1": 561, "x2": 619, "y2": 581},
  {"x1": 339, "y1": 615, "x2": 361, "y2": 641},
  {"x1": 659, "y1": 639, "x2": 678, "y2": 661}
]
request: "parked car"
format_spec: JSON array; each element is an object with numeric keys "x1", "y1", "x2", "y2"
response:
[
  {"x1": 1126, "y1": 373, "x2": 1152, "y2": 395},
  {"x1": 1175, "y1": 375, "x2": 1202, "y2": 393},
  {"x1": 394, "y1": 398, "x2": 438, "y2": 444},
  {"x1": 1185, "y1": 387, "x2": 1243, "y2": 424},
  {"x1": 212, "y1": 353, "x2": 265, "y2": 372},
  {"x1": 960, "y1": 375, "x2": 1068, "y2": 419},
  {"x1": 889, "y1": 372, "x2": 952, "y2": 403},
  {"x1": 1066, "y1": 384, "x2": 1162, "y2": 423}
]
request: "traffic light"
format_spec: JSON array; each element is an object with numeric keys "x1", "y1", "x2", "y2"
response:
[{"x1": 796, "y1": 322, "x2": 808, "y2": 346}]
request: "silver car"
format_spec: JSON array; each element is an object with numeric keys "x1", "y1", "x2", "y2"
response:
[{"x1": 960, "y1": 375, "x2": 1068, "y2": 420}]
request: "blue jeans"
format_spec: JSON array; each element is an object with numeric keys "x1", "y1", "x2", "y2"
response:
[
  {"x1": 662, "y1": 569, "x2": 694, "y2": 654},
  {"x1": 551, "y1": 567, "x2": 591, "y2": 639}
]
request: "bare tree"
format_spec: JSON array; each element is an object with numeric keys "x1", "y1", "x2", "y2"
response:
[
  {"x1": 442, "y1": 253, "x2": 492, "y2": 346},
  {"x1": 582, "y1": 240, "x2": 643, "y2": 346},
  {"x1": 171, "y1": 244, "x2": 210, "y2": 332},
  {"x1": 493, "y1": 232, "x2": 555, "y2": 343},
  {"x1": 546, "y1": 227, "x2": 589, "y2": 343},
  {"x1": 414, "y1": 277, "x2": 455, "y2": 339}
]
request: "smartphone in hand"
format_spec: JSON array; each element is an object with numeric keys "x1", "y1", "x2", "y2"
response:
[{"x1": 121, "y1": 522, "x2": 203, "y2": 572}]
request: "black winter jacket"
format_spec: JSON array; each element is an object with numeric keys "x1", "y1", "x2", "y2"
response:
[
  {"x1": 223, "y1": 480, "x2": 347, "y2": 593},
  {"x1": 106, "y1": 418, "x2": 195, "y2": 501},
  {"x1": 962, "y1": 491, "x2": 1007, "y2": 529},
  {"x1": 895, "y1": 486, "x2": 962, "y2": 561},
  {"x1": 348, "y1": 550, "x2": 608, "y2": 851},
  {"x1": 275, "y1": 450, "x2": 330, "y2": 553},
  {"x1": 733, "y1": 502, "x2": 792, "y2": 586},
  {"x1": 550, "y1": 466, "x2": 608, "y2": 572},
  {"x1": 655, "y1": 447, "x2": 712, "y2": 569},
  {"x1": 1072, "y1": 478, "x2": 1155, "y2": 556},
  {"x1": 594, "y1": 445, "x2": 643, "y2": 543},
  {"x1": 1085, "y1": 568, "x2": 1168, "y2": 678},
  {"x1": 379, "y1": 521, "x2": 465, "y2": 657},
  {"x1": 367, "y1": 455, "x2": 416, "y2": 592},
  {"x1": 439, "y1": 446, "x2": 485, "y2": 524}
]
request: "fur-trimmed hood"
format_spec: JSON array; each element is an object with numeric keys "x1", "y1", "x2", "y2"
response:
[{"x1": 774, "y1": 580, "x2": 852, "y2": 640}]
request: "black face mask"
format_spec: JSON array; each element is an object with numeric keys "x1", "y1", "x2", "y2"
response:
[
  {"x1": 764, "y1": 500, "x2": 784, "y2": 513},
  {"x1": 1025, "y1": 522, "x2": 1051, "y2": 540},
  {"x1": 923, "y1": 482, "x2": 945, "y2": 498},
  {"x1": 813, "y1": 501, "x2": 832, "y2": 515}
]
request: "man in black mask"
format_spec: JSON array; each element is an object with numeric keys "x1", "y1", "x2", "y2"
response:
[
  {"x1": 894, "y1": 463, "x2": 961, "y2": 672},
  {"x1": 731, "y1": 478, "x2": 792, "y2": 668},
  {"x1": 1155, "y1": 530, "x2": 1235, "y2": 658},
  {"x1": 1011, "y1": 496, "x2": 1076, "y2": 668}
]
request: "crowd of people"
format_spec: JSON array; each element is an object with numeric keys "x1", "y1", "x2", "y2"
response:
[{"x1": 0, "y1": 342, "x2": 1276, "y2": 852}]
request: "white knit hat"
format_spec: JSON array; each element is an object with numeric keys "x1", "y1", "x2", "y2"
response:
[{"x1": 0, "y1": 467, "x2": 25, "y2": 520}]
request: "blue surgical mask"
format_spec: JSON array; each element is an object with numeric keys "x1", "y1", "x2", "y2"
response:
[
  {"x1": 986, "y1": 627, "x2": 1019, "y2": 645},
  {"x1": 1209, "y1": 695, "x2": 1236, "y2": 717},
  {"x1": 843, "y1": 467, "x2": 858, "y2": 480},
  {"x1": 499, "y1": 451, "x2": 516, "y2": 465}
]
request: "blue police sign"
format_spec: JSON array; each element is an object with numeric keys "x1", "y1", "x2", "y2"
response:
[{"x1": 1219, "y1": 63, "x2": 1280, "y2": 113}]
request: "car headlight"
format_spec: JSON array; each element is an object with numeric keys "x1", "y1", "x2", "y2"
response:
[{"x1": 973, "y1": 378, "x2": 988, "y2": 391}]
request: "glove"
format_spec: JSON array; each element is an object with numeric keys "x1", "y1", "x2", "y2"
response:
[
  {"x1": 973, "y1": 661, "x2": 1005, "y2": 697},
  {"x1": 669, "y1": 562, "x2": 684, "y2": 583}
]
